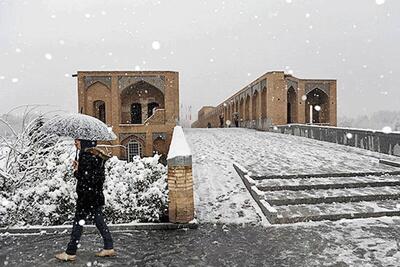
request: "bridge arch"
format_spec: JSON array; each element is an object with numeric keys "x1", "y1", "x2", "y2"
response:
[
  {"x1": 252, "y1": 91, "x2": 259, "y2": 121},
  {"x1": 305, "y1": 88, "x2": 329, "y2": 124},
  {"x1": 287, "y1": 86, "x2": 298, "y2": 124}
]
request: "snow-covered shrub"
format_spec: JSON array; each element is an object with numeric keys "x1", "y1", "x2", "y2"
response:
[
  {"x1": 104, "y1": 155, "x2": 168, "y2": 223},
  {"x1": 0, "y1": 110, "x2": 168, "y2": 226}
]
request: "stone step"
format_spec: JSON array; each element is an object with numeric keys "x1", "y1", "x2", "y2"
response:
[
  {"x1": 263, "y1": 186, "x2": 400, "y2": 206},
  {"x1": 274, "y1": 200, "x2": 400, "y2": 224},
  {"x1": 252, "y1": 170, "x2": 400, "y2": 180},
  {"x1": 256, "y1": 175, "x2": 400, "y2": 191}
]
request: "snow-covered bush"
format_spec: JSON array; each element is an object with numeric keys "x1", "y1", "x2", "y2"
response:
[
  {"x1": 0, "y1": 110, "x2": 168, "y2": 227},
  {"x1": 104, "y1": 155, "x2": 168, "y2": 223}
]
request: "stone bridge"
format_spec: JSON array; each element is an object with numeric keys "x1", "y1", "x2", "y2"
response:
[{"x1": 184, "y1": 127, "x2": 400, "y2": 225}]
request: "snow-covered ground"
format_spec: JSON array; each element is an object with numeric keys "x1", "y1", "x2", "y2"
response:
[{"x1": 185, "y1": 128, "x2": 400, "y2": 224}]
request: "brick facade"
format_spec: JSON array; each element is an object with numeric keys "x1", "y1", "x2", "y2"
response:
[
  {"x1": 192, "y1": 71, "x2": 337, "y2": 129},
  {"x1": 167, "y1": 165, "x2": 194, "y2": 223},
  {"x1": 76, "y1": 71, "x2": 179, "y2": 162}
]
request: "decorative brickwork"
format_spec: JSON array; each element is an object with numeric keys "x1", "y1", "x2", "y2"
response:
[{"x1": 168, "y1": 165, "x2": 194, "y2": 223}]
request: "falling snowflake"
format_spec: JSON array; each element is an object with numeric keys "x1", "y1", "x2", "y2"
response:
[
  {"x1": 346, "y1": 133, "x2": 353, "y2": 139},
  {"x1": 314, "y1": 105, "x2": 321, "y2": 111},
  {"x1": 152, "y1": 41, "x2": 161, "y2": 50},
  {"x1": 301, "y1": 95, "x2": 307, "y2": 101},
  {"x1": 85, "y1": 13, "x2": 91, "y2": 19},
  {"x1": 64, "y1": 73, "x2": 70, "y2": 77},
  {"x1": 107, "y1": 52, "x2": 113, "y2": 56},
  {"x1": 134, "y1": 65, "x2": 141, "y2": 71},
  {"x1": 45, "y1": 53, "x2": 52, "y2": 60},
  {"x1": 11, "y1": 78, "x2": 19, "y2": 83},
  {"x1": 376, "y1": 0, "x2": 385, "y2": 5},
  {"x1": 79, "y1": 219, "x2": 85, "y2": 226},
  {"x1": 285, "y1": 0, "x2": 292, "y2": 3},
  {"x1": 101, "y1": 11, "x2": 107, "y2": 15},
  {"x1": 15, "y1": 48, "x2": 21, "y2": 53},
  {"x1": 59, "y1": 40, "x2": 65, "y2": 45},
  {"x1": 209, "y1": 58, "x2": 214, "y2": 62},
  {"x1": 305, "y1": 13, "x2": 310, "y2": 18},
  {"x1": 86, "y1": 262, "x2": 92, "y2": 267},
  {"x1": 0, "y1": 76, "x2": 5, "y2": 80}
]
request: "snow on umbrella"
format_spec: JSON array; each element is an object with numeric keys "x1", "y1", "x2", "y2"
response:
[{"x1": 41, "y1": 113, "x2": 117, "y2": 141}]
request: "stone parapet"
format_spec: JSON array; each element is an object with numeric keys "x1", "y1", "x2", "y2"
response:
[{"x1": 271, "y1": 124, "x2": 400, "y2": 157}]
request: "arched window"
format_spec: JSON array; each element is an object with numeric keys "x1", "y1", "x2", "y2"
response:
[
  {"x1": 147, "y1": 102, "x2": 159, "y2": 118},
  {"x1": 127, "y1": 140, "x2": 143, "y2": 161},
  {"x1": 131, "y1": 103, "x2": 142, "y2": 124},
  {"x1": 93, "y1": 100, "x2": 106, "y2": 123}
]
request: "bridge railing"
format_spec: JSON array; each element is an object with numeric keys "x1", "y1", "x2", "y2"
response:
[
  {"x1": 167, "y1": 126, "x2": 195, "y2": 223},
  {"x1": 270, "y1": 124, "x2": 400, "y2": 157}
]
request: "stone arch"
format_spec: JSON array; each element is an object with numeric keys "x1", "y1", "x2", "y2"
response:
[
  {"x1": 287, "y1": 86, "x2": 298, "y2": 124},
  {"x1": 120, "y1": 81, "x2": 165, "y2": 124},
  {"x1": 305, "y1": 88, "x2": 329, "y2": 124},
  {"x1": 252, "y1": 91, "x2": 259, "y2": 121},
  {"x1": 261, "y1": 87, "x2": 267, "y2": 119},
  {"x1": 229, "y1": 101, "x2": 234, "y2": 121},
  {"x1": 86, "y1": 82, "x2": 111, "y2": 125},
  {"x1": 239, "y1": 98, "x2": 245, "y2": 121},
  {"x1": 244, "y1": 95, "x2": 250, "y2": 121}
]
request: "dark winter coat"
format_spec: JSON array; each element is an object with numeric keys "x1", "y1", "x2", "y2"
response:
[{"x1": 74, "y1": 147, "x2": 111, "y2": 210}]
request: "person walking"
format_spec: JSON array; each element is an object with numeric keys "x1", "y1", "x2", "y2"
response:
[{"x1": 55, "y1": 139, "x2": 115, "y2": 261}]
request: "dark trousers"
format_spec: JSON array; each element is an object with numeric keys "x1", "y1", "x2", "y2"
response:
[{"x1": 66, "y1": 206, "x2": 113, "y2": 255}]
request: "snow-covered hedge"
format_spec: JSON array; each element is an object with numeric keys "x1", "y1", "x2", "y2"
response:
[{"x1": 0, "y1": 116, "x2": 168, "y2": 227}]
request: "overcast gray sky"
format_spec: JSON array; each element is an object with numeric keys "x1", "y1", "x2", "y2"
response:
[{"x1": 0, "y1": 0, "x2": 399, "y2": 121}]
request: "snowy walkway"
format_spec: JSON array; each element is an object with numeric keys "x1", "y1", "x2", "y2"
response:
[
  {"x1": 2, "y1": 219, "x2": 400, "y2": 266},
  {"x1": 185, "y1": 128, "x2": 400, "y2": 224}
]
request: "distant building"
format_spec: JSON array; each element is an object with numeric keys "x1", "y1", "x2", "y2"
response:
[
  {"x1": 192, "y1": 71, "x2": 337, "y2": 129},
  {"x1": 76, "y1": 71, "x2": 179, "y2": 163}
]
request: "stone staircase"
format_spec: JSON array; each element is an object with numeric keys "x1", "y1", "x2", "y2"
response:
[{"x1": 234, "y1": 163, "x2": 400, "y2": 224}]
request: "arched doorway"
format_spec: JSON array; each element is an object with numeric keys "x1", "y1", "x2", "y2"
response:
[
  {"x1": 261, "y1": 88, "x2": 267, "y2": 119},
  {"x1": 239, "y1": 99, "x2": 244, "y2": 122},
  {"x1": 245, "y1": 95, "x2": 250, "y2": 121},
  {"x1": 287, "y1": 87, "x2": 297, "y2": 124},
  {"x1": 131, "y1": 103, "x2": 142, "y2": 124},
  {"x1": 148, "y1": 102, "x2": 160, "y2": 118},
  {"x1": 252, "y1": 92, "x2": 258, "y2": 121},
  {"x1": 305, "y1": 88, "x2": 329, "y2": 124},
  {"x1": 93, "y1": 100, "x2": 106, "y2": 123}
]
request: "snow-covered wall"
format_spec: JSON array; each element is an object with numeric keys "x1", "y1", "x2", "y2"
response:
[{"x1": 272, "y1": 124, "x2": 400, "y2": 157}]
